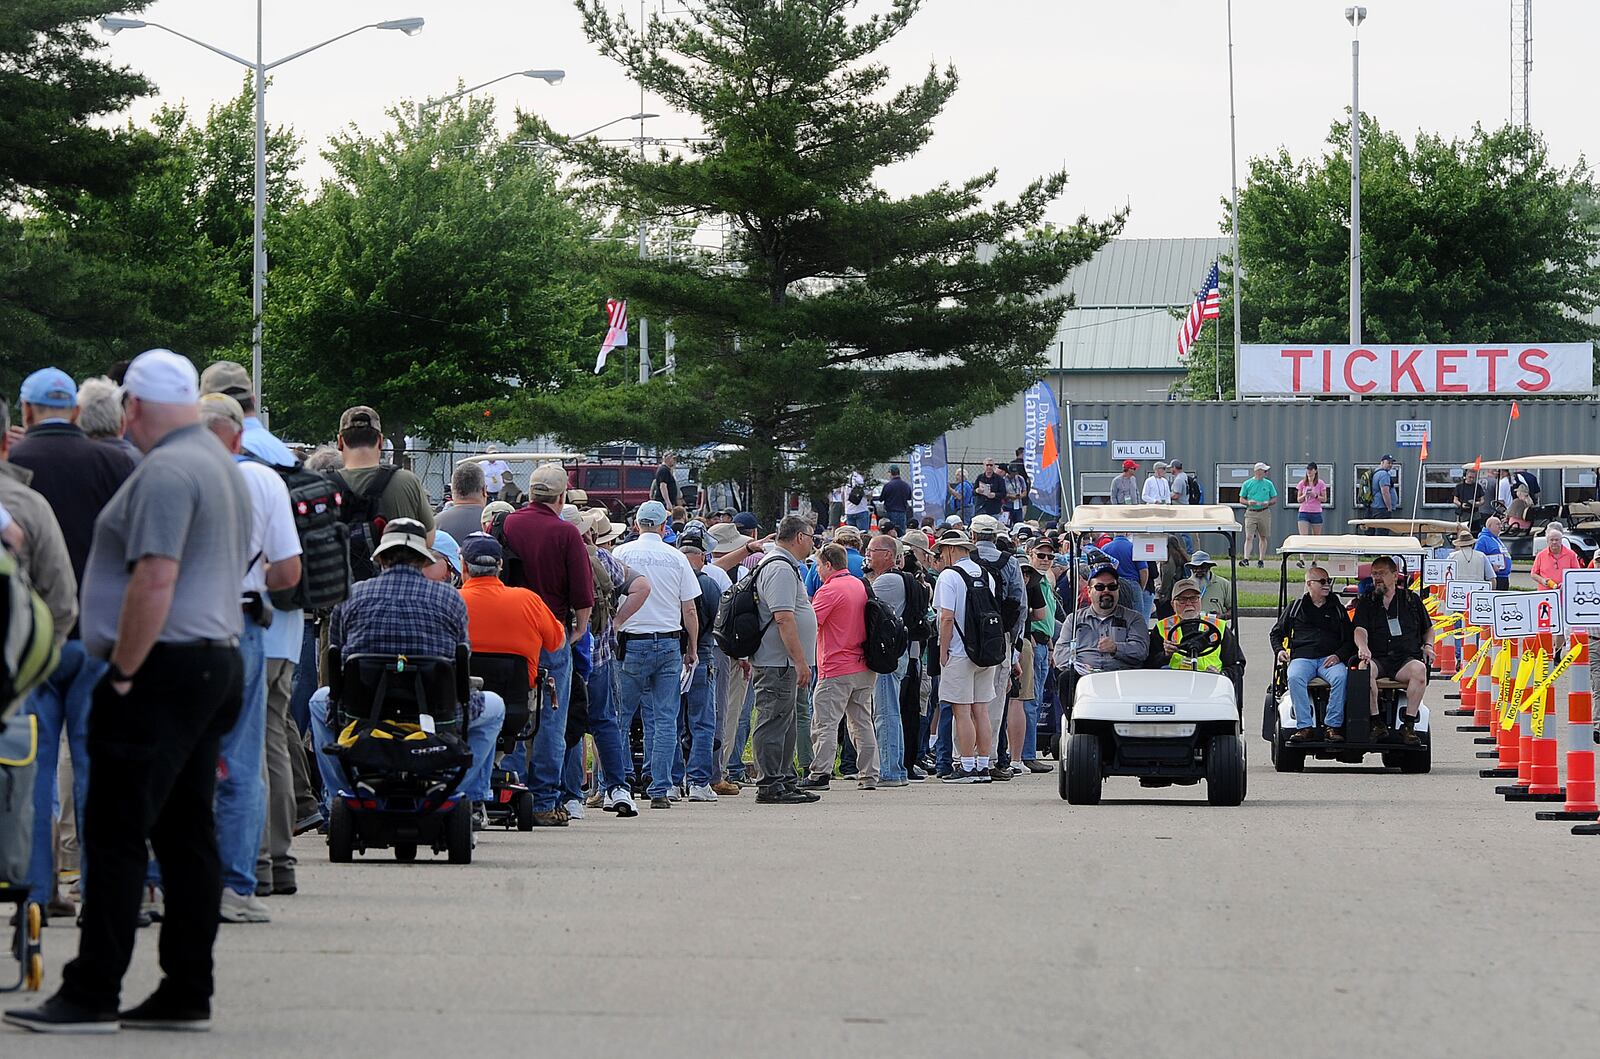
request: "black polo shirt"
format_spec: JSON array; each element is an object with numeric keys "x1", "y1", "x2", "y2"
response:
[
  {"x1": 1352, "y1": 587, "x2": 1430, "y2": 661},
  {"x1": 8, "y1": 420, "x2": 136, "y2": 584}
]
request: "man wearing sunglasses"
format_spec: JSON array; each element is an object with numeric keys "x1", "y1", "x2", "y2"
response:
[
  {"x1": 1053, "y1": 563, "x2": 1149, "y2": 719},
  {"x1": 1270, "y1": 566, "x2": 1355, "y2": 742}
]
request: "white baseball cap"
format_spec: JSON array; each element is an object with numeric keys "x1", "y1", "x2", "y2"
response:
[{"x1": 121, "y1": 349, "x2": 199, "y2": 405}]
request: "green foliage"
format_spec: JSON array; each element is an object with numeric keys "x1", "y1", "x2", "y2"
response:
[
  {"x1": 263, "y1": 99, "x2": 602, "y2": 451},
  {"x1": 518, "y1": 0, "x2": 1117, "y2": 521},
  {"x1": 1182, "y1": 119, "x2": 1600, "y2": 398},
  {"x1": 1, "y1": 83, "x2": 297, "y2": 397}
]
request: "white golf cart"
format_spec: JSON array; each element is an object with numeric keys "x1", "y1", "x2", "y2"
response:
[
  {"x1": 1056, "y1": 505, "x2": 1248, "y2": 807},
  {"x1": 1266, "y1": 535, "x2": 1432, "y2": 773}
]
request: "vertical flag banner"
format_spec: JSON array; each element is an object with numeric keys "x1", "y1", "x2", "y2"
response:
[
  {"x1": 594, "y1": 298, "x2": 628, "y2": 374},
  {"x1": 1176, "y1": 261, "x2": 1221, "y2": 359},
  {"x1": 909, "y1": 435, "x2": 948, "y2": 522},
  {"x1": 1022, "y1": 380, "x2": 1062, "y2": 515}
]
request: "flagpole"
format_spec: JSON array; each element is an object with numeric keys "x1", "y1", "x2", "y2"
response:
[
  {"x1": 1214, "y1": 309, "x2": 1222, "y2": 401},
  {"x1": 1059, "y1": 341, "x2": 1076, "y2": 517},
  {"x1": 1409, "y1": 432, "x2": 1427, "y2": 530},
  {"x1": 1498, "y1": 402, "x2": 1516, "y2": 460}
]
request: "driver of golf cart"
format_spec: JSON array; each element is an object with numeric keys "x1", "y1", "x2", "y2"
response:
[
  {"x1": 1148, "y1": 578, "x2": 1245, "y2": 699},
  {"x1": 1052, "y1": 563, "x2": 1149, "y2": 711},
  {"x1": 1351, "y1": 554, "x2": 1434, "y2": 745}
]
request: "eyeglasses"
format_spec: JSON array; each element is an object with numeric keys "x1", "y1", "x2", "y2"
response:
[{"x1": 1306, "y1": 577, "x2": 1332, "y2": 586}]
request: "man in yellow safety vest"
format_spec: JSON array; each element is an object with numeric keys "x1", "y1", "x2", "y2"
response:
[{"x1": 1149, "y1": 577, "x2": 1246, "y2": 701}]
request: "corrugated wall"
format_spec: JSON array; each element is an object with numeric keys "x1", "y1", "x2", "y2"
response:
[{"x1": 951, "y1": 398, "x2": 1600, "y2": 537}]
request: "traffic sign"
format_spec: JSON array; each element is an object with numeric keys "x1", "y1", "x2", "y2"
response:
[
  {"x1": 1562, "y1": 568, "x2": 1600, "y2": 628},
  {"x1": 1490, "y1": 590, "x2": 1562, "y2": 638},
  {"x1": 1423, "y1": 559, "x2": 1456, "y2": 586},
  {"x1": 1446, "y1": 579, "x2": 1490, "y2": 614}
]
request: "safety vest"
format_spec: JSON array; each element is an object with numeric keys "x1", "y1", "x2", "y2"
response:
[{"x1": 1156, "y1": 614, "x2": 1227, "y2": 673}]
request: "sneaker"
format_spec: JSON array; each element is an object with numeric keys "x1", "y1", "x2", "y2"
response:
[
  {"x1": 1287, "y1": 727, "x2": 1317, "y2": 744},
  {"x1": 293, "y1": 811, "x2": 324, "y2": 836},
  {"x1": 585, "y1": 788, "x2": 605, "y2": 809},
  {"x1": 219, "y1": 889, "x2": 271, "y2": 924},
  {"x1": 141, "y1": 884, "x2": 164, "y2": 924},
  {"x1": 3, "y1": 994, "x2": 120, "y2": 1034},
  {"x1": 1008, "y1": 762, "x2": 1026, "y2": 775},
  {"x1": 1399, "y1": 719, "x2": 1421, "y2": 746},
  {"x1": 1024, "y1": 759, "x2": 1052, "y2": 774},
  {"x1": 472, "y1": 803, "x2": 491, "y2": 830},
  {"x1": 973, "y1": 768, "x2": 994, "y2": 783},
  {"x1": 272, "y1": 870, "x2": 297, "y2": 896},
  {"x1": 1256, "y1": 560, "x2": 1265, "y2": 569},
  {"x1": 989, "y1": 766, "x2": 1013, "y2": 781},
  {"x1": 688, "y1": 784, "x2": 719, "y2": 802},
  {"x1": 649, "y1": 796, "x2": 672, "y2": 809},
  {"x1": 119, "y1": 990, "x2": 211, "y2": 1032},
  {"x1": 711, "y1": 780, "x2": 742, "y2": 796},
  {"x1": 530, "y1": 809, "x2": 568, "y2": 827},
  {"x1": 755, "y1": 785, "x2": 817, "y2": 804},
  {"x1": 795, "y1": 774, "x2": 830, "y2": 790},
  {"x1": 563, "y1": 798, "x2": 587, "y2": 820},
  {"x1": 941, "y1": 768, "x2": 974, "y2": 784},
  {"x1": 907, "y1": 767, "x2": 928, "y2": 782},
  {"x1": 857, "y1": 779, "x2": 877, "y2": 790},
  {"x1": 1325, "y1": 727, "x2": 1345, "y2": 743},
  {"x1": 609, "y1": 788, "x2": 639, "y2": 817}
]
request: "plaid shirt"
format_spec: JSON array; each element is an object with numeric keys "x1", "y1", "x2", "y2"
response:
[{"x1": 328, "y1": 564, "x2": 482, "y2": 717}]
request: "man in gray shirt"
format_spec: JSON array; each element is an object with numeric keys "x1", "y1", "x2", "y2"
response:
[
  {"x1": 437, "y1": 459, "x2": 488, "y2": 542},
  {"x1": 751, "y1": 514, "x2": 819, "y2": 805},
  {"x1": 1052, "y1": 563, "x2": 1150, "y2": 720},
  {"x1": 8, "y1": 349, "x2": 248, "y2": 1035}
]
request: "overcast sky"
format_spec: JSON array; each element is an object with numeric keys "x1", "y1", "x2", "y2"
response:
[{"x1": 99, "y1": 1, "x2": 1598, "y2": 238}]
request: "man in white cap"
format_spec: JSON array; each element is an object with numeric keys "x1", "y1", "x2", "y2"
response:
[
  {"x1": 10, "y1": 350, "x2": 249, "y2": 1034},
  {"x1": 613, "y1": 500, "x2": 703, "y2": 809},
  {"x1": 1141, "y1": 461, "x2": 1173, "y2": 505},
  {"x1": 931, "y1": 528, "x2": 1000, "y2": 783},
  {"x1": 1239, "y1": 462, "x2": 1277, "y2": 568}
]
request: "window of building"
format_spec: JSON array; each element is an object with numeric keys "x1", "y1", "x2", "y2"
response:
[
  {"x1": 1079, "y1": 472, "x2": 1120, "y2": 505},
  {"x1": 1421, "y1": 464, "x2": 1462, "y2": 510},
  {"x1": 1214, "y1": 464, "x2": 1255, "y2": 507},
  {"x1": 1352, "y1": 463, "x2": 1402, "y2": 514},
  {"x1": 1563, "y1": 468, "x2": 1598, "y2": 504}
]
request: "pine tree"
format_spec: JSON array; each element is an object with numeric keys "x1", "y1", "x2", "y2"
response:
[{"x1": 519, "y1": 0, "x2": 1119, "y2": 521}]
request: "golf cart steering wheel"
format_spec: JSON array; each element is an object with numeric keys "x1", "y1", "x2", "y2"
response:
[{"x1": 1170, "y1": 617, "x2": 1224, "y2": 659}]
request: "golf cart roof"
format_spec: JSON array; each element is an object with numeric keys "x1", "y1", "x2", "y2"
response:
[
  {"x1": 1279, "y1": 534, "x2": 1426, "y2": 557},
  {"x1": 1348, "y1": 518, "x2": 1466, "y2": 533},
  {"x1": 1065, "y1": 504, "x2": 1241, "y2": 535},
  {"x1": 1476, "y1": 454, "x2": 1600, "y2": 471},
  {"x1": 455, "y1": 452, "x2": 579, "y2": 466}
]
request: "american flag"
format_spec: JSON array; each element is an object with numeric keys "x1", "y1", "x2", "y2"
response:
[
  {"x1": 1175, "y1": 261, "x2": 1221, "y2": 359},
  {"x1": 594, "y1": 298, "x2": 628, "y2": 374}
]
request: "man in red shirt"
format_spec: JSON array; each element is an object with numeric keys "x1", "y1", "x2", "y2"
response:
[
  {"x1": 497, "y1": 463, "x2": 595, "y2": 826},
  {"x1": 797, "y1": 544, "x2": 879, "y2": 790}
]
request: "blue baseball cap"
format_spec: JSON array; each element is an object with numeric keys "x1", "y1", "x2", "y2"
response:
[
  {"x1": 430, "y1": 530, "x2": 462, "y2": 573},
  {"x1": 460, "y1": 533, "x2": 502, "y2": 568},
  {"x1": 732, "y1": 512, "x2": 759, "y2": 533},
  {"x1": 20, "y1": 367, "x2": 77, "y2": 409},
  {"x1": 636, "y1": 500, "x2": 669, "y2": 528}
]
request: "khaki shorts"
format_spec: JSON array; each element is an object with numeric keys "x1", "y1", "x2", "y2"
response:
[
  {"x1": 941, "y1": 654, "x2": 998, "y2": 704},
  {"x1": 1018, "y1": 644, "x2": 1036, "y2": 700},
  {"x1": 1244, "y1": 508, "x2": 1272, "y2": 539}
]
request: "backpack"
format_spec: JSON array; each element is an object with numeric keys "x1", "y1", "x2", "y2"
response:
[
  {"x1": 949, "y1": 562, "x2": 1008, "y2": 667},
  {"x1": 1186, "y1": 474, "x2": 1203, "y2": 505},
  {"x1": 1, "y1": 548, "x2": 57, "y2": 727},
  {"x1": 974, "y1": 553, "x2": 1024, "y2": 633},
  {"x1": 252, "y1": 459, "x2": 351, "y2": 611},
  {"x1": 487, "y1": 510, "x2": 527, "y2": 589},
  {"x1": 693, "y1": 570, "x2": 720, "y2": 640},
  {"x1": 847, "y1": 483, "x2": 865, "y2": 505},
  {"x1": 862, "y1": 581, "x2": 909, "y2": 674},
  {"x1": 329, "y1": 466, "x2": 398, "y2": 583},
  {"x1": 588, "y1": 550, "x2": 616, "y2": 638},
  {"x1": 897, "y1": 569, "x2": 932, "y2": 643},
  {"x1": 714, "y1": 556, "x2": 793, "y2": 659}
]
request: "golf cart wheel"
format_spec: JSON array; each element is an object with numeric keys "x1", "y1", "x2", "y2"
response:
[
  {"x1": 446, "y1": 800, "x2": 473, "y2": 865},
  {"x1": 393, "y1": 842, "x2": 417, "y2": 863},
  {"x1": 1207, "y1": 734, "x2": 1247, "y2": 806},
  {"x1": 327, "y1": 801, "x2": 355, "y2": 863},
  {"x1": 1064, "y1": 733, "x2": 1103, "y2": 805},
  {"x1": 514, "y1": 790, "x2": 535, "y2": 831},
  {"x1": 1399, "y1": 743, "x2": 1432, "y2": 774},
  {"x1": 1271, "y1": 727, "x2": 1305, "y2": 773}
]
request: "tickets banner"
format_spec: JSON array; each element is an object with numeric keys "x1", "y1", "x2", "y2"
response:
[{"x1": 1237, "y1": 343, "x2": 1595, "y2": 396}]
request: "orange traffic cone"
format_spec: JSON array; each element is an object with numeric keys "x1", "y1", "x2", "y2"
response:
[
  {"x1": 1536, "y1": 632, "x2": 1599, "y2": 823},
  {"x1": 1484, "y1": 637, "x2": 1521, "y2": 779},
  {"x1": 869, "y1": 512, "x2": 879, "y2": 534}
]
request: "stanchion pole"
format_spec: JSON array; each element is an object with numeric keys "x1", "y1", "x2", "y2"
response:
[{"x1": 1539, "y1": 630, "x2": 1600, "y2": 825}]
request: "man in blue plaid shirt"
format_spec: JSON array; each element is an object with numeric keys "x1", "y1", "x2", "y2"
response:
[{"x1": 307, "y1": 519, "x2": 504, "y2": 822}]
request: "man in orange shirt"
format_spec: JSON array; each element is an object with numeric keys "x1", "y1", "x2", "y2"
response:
[
  {"x1": 458, "y1": 536, "x2": 566, "y2": 821},
  {"x1": 798, "y1": 543, "x2": 879, "y2": 790},
  {"x1": 1531, "y1": 524, "x2": 1582, "y2": 590}
]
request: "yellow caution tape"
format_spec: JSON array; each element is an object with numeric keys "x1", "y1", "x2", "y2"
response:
[
  {"x1": 1517, "y1": 643, "x2": 1579, "y2": 719},
  {"x1": 1457, "y1": 639, "x2": 1493, "y2": 686},
  {"x1": 1497, "y1": 646, "x2": 1519, "y2": 729}
]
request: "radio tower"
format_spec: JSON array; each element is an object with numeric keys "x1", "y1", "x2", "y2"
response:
[{"x1": 1510, "y1": 0, "x2": 1532, "y2": 129}]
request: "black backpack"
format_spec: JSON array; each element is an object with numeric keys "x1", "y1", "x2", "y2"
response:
[
  {"x1": 975, "y1": 553, "x2": 1024, "y2": 634},
  {"x1": 897, "y1": 569, "x2": 932, "y2": 643},
  {"x1": 329, "y1": 466, "x2": 398, "y2": 583},
  {"x1": 693, "y1": 570, "x2": 720, "y2": 640},
  {"x1": 862, "y1": 582, "x2": 909, "y2": 674},
  {"x1": 252, "y1": 458, "x2": 350, "y2": 611},
  {"x1": 847, "y1": 483, "x2": 865, "y2": 505},
  {"x1": 487, "y1": 509, "x2": 527, "y2": 589},
  {"x1": 1186, "y1": 474, "x2": 1203, "y2": 505},
  {"x1": 714, "y1": 556, "x2": 792, "y2": 659},
  {"x1": 950, "y1": 563, "x2": 1008, "y2": 667}
]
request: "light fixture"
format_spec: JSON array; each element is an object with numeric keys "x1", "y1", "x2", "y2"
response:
[
  {"x1": 523, "y1": 69, "x2": 565, "y2": 84},
  {"x1": 98, "y1": 16, "x2": 147, "y2": 34},
  {"x1": 1344, "y1": 6, "x2": 1366, "y2": 28},
  {"x1": 377, "y1": 17, "x2": 426, "y2": 36}
]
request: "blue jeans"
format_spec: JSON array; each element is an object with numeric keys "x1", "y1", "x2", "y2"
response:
[
  {"x1": 675, "y1": 651, "x2": 717, "y2": 787},
  {"x1": 1287, "y1": 657, "x2": 1348, "y2": 728},
  {"x1": 1024, "y1": 641, "x2": 1049, "y2": 760},
  {"x1": 874, "y1": 658, "x2": 907, "y2": 782},
  {"x1": 526, "y1": 643, "x2": 572, "y2": 812},
  {"x1": 845, "y1": 511, "x2": 870, "y2": 531},
  {"x1": 288, "y1": 617, "x2": 318, "y2": 735},
  {"x1": 22, "y1": 640, "x2": 100, "y2": 904},
  {"x1": 887, "y1": 511, "x2": 909, "y2": 534},
  {"x1": 216, "y1": 622, "x2": 267, "y2": 896},
  {"x1": 618, "y1": 638, "x2": 683, "y2": 799},
  {"x1": 308, "y1": 686, "x2": 504, "y2": 809},
  {"x1": 935, "y1": 699, "x2": 954, "y2": 774},
  {"x1": 585, "y1": 660, "x2": 633, "y2": 794}
]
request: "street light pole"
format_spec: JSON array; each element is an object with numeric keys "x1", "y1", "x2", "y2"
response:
[
  {"x1": 1226, "y1": 0, "x2": 1241, "y2": 403},
  {"x1": 100, "y1": 7, "x2": 424, "y2": 415},
  {"x1": 1346, "y1": 6, "x2": 1366, "y2": 348}
]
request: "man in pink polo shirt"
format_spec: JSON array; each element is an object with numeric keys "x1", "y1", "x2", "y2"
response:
[{"x1": 797, "y1": 543, "x2": 879, "y2": 791}]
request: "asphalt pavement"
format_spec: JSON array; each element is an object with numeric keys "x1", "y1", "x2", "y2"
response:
[{"x1": 9, "y1": 617, "x2": 1599, "y2": 1057}]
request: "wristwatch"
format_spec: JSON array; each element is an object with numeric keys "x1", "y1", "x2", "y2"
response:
[{"x1": 109, "y1": 662, "x2": 135, "y2": 683}]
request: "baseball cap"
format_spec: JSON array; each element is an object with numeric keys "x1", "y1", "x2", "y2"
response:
[
  {"x1": 678, "y1": 529, "x2": 708, "y2": 553},
  {"x1": 888, "y1": 465, "x2": 901, "y2": 475},
  {"x1": 19, "y1": 367, "x2": 77, "y2": 409},
  {"x1": 198, "y1": 360, "x2": 252, "y2": 399},
  {"x1": 1381, "y1": 454, "x2": 1395, "y2": 462},
  {"x1": 970, "y1": 513, "x2": 1002, "y2": 538},
  {"x1": 480, "y1": 500, "x2": 514, "y2": 526},
  {"x1": 121, "y1": 349, "x2": 199, "y2": 405},
  {"x1": 732, "y1": 512, "x2": 759, "y2": 533},
  {"x1": 198, "y1": 391, "x2": 245, "y2": 429},
  {"x1": 1122, "y1": 459, "x2": 1138, "y2": 471},
  {"x1": 461, "y1": 534, "x2": 503, "y2": 568},
  {"x1": 527, "y1": 463, "x2": 569, "y2": 499},
  {"x1": 943, "y1": 514, "x2": 963, "y2": 527},
  {"x1": 636, "y1": 500, "x2": 669, "y2": 527},
  {"x1": 430, "y1": 530, "x2": 462, "y2": 574},
  {"x1": 1170, "y1": 460, "x2": 1184, "y2": 470},
  {"x1": 372, "y1": 517, "x2": 431, "y2": 563},
  {"x1": 1187, "y1": 550, "x2": 1217, "y2": 568},
  {"x1": 1088, "y1": 563, "x2": 1121, "y2": 582},
  {"x1": 339, "y1": 405, "x2": 382, "y2": 434},
  {"x1": 1171, "y1": 577, "x2": 1203, "y2": 598},
  {"x1": 1252, "y1": 461, "x2": 1269, "y2": 471}
]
